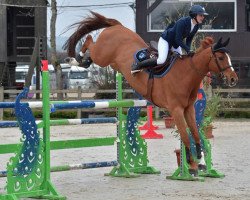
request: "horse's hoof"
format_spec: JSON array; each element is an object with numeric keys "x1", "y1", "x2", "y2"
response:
[
  {"x1": 198, "y1": 164, "x2": 207, "y2": 172},
  {"x1": 189, "y1": 169, "x2": 198, "y2": 177},
  {"x1": 81, "y1": 57, "x2": 93, "y2": 68}
]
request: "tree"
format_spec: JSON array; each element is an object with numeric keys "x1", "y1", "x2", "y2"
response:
[{"x1": 50, "y1": 0, "x2": 63, "y2": 99}]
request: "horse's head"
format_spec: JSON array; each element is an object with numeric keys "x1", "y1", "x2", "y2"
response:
[{"x1": 208, "y1": 38, "x2": 238, "y2": 87}]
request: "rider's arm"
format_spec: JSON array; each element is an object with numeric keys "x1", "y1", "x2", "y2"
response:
[
  {"x1": 186, "y1": 27, "x2": 198, "y2": 50},
  {"x1": 174, "y1": 21, "x2": 190, "y2": 53},
  {"x1": 186, "y1": 34, "x2": 195, "y2": 50}
]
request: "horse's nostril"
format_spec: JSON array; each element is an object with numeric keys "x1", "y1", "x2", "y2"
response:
[{"x1": 231, "y1": 77, "x2": 237, "y2": 84}]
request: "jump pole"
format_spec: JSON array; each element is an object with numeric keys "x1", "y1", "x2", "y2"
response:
[{"x1": 0, "y1": 117, "x2": 117, "y2": 128}]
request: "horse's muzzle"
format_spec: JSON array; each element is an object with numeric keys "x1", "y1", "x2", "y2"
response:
[{"x1": 228, "y1": 77, "x2": 238, "y2": 87}]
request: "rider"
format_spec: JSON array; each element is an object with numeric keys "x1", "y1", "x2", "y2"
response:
[{"x1": 131, "y1": 5, "x2": 208, "y2": 74}]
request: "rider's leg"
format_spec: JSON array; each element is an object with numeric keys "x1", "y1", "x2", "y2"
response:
[
  {"x1": 157, "y1": 37, "x2": 169, "y2": 65},
  {"x1": 131, "y1": 37, "x2": 168, "y2": 74},
  {"x1": 131, "y1": 58, "x2": 157, "y2": 74}
]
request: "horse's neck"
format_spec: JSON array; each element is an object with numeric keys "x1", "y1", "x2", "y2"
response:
[
  {"x1": 192, "y1": 48, "x2": 211, "y2": 75},
  {"x1": 173, "y1": 49, "x2": 211, "y2": 93}
]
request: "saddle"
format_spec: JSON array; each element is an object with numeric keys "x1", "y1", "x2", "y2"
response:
[
  {"x1": 133, "y1": 41, "x2": 179, "y2": 105},
  {"x1": 133, "y1": 41, "x2": 179, "y2": 76}
]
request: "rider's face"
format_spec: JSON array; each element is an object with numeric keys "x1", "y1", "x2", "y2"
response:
[{"x1": 196, "y1": 14, "x2": 205, "y2": 24}]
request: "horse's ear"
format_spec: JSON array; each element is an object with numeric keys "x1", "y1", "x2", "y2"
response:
[
  {"x1": 222, "y1": 38, "x2": 230, "y2": 47},
  {"x1": 217, "y1": 37, "x2": 222, "y2": 45},
  {"x1": 213, "y1": 37, "x2": 222, "y2": 50}
]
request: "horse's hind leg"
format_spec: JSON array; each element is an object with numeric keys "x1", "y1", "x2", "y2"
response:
[
  {"x1": 81, "y1": 35, "x2": 93, "y2": 53},
  {"x1": 66, "y1": 35, "x2": 94, "y2": 67},
  {"x1": 76, "y1": 35, "x2": 93, "y2": 68}
]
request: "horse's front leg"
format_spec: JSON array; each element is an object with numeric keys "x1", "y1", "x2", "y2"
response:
[
  {"x1": 184, "y1": 105, "x2": 202, "y2": 159},
  {"x1": 171, "y1": 107, "x2": 198, "y2": 171}
]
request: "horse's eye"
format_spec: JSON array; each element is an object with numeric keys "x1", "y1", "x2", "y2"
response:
[{"x1": 218, "y1": 57, "x2": 224, "y2": 61}]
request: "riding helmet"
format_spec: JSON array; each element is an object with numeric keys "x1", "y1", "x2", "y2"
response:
[{"x1": 189, "y1": 5, "x2": 209, "y2": 18}]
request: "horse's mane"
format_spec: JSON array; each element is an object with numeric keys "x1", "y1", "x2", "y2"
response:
[
  {"x1": 63, "y1": 11, "x2": 122, "y2": 57},
  {"x1": 196, "y1": 37, "x2": 214, "y2": 53}
]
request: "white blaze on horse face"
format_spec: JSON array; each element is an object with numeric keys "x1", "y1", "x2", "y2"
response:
[{"x1": 226, "y1": 53, "x2": 234, "y2": 71}]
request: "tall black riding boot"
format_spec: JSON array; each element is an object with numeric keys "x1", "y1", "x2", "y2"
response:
[{"x1": 131, "y1": 58, "x2": 157, "y2": 74}]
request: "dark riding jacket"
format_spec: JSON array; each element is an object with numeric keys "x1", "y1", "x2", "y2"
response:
[{"x1": 161, "y1": 16, "x2": 199, "y2": 53}]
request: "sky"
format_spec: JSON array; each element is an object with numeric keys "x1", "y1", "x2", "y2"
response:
[{"x1": 47, "y1": 0, "x2": 136, "y2": 38}]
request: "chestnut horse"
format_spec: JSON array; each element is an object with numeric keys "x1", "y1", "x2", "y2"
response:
[{"x1": 64, "y1": 12, "x2": 238, "y2": 173}]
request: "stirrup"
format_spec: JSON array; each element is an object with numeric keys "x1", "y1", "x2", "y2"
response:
[
  {"x1": 131, "y1": 69, "x2": 142, "y2": 75},
  {"x1": 131, "y1": 63, "x2": 142, "y2": 75}
]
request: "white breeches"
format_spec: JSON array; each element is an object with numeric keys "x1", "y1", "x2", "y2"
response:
[{"x1": 157, "y1": 37, "x2": 183, "y2": 65}]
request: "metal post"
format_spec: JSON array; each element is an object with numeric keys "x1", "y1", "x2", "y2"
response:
[
  {"x1": 77, "y1": 86, "x2": 81, "y2": 118},
  {"x1": 41, "y1": 60, "x2": 51, "y2": 182},
  {"x1": 0, "y1": 86, "x2": 3, "y2": 120}
]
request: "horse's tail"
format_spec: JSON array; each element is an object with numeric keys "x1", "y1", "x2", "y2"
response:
[{"x1": 64, "y1": 11, "x2": 122, "y2": 57}]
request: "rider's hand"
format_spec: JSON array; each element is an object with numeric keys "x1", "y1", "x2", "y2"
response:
[{"x1": 187, "y1": 51, "x2": 195, "y2": 57}]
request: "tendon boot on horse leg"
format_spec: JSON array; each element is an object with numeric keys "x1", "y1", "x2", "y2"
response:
[
  {"x1": 185, "y1": 146, "x2": 191, "y2": 164},
  {"x1": 76, "y1": 50, "x2": 93, "y2": 68},
  {"x1": 185, "y1": 146, "x2": 198, "y2": 176},
  {"x1": 196, "y1": 143, "x2": 202, "y2": 159},
  {"x1": 77, "y1": 35, "x2": 94, "y2": 68},
  {"x1": 64, "y1": 54, "x2": 93, "y2": 68},
  {"x1": 131, "y1": 58, "x2": 157, "y2": 74}
]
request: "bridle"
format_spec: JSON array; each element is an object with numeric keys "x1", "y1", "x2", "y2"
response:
[
  {"x1": 208, "y1": 47, "x2": 233, "y2": 80},
  {"x1": 189, "y1": 47, "x2": 232, "y2": 78}
]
